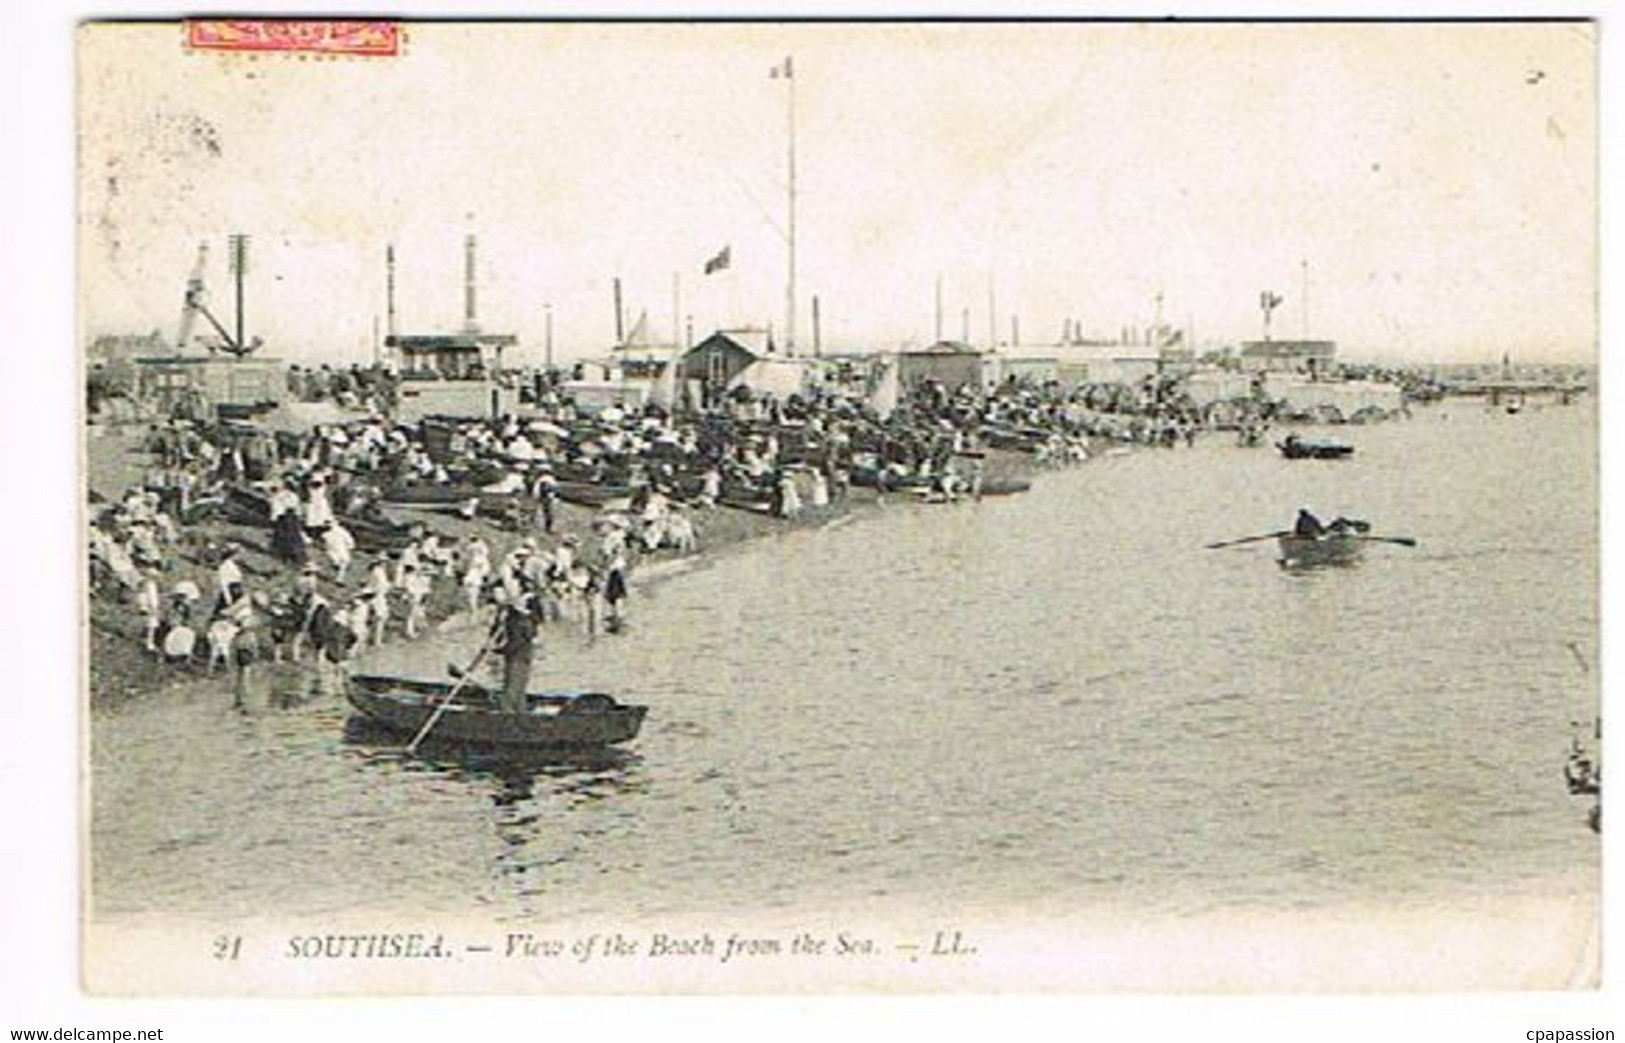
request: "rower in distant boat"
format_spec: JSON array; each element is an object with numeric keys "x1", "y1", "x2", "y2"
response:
[{"x1": 1294, "y1": 508, "x2": 1368, "y2": 539}]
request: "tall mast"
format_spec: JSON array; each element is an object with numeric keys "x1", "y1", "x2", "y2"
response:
[
  {"x1": 463, "y1": 231, "x2": 479, "y2": 333},
  {"x1": 785, "y1": 56, "x2": 798, "y2": 356},
  {"x1": 613, "y1": 277, "x2": 625, "y2": 346},
  {"x1": 1300, "y1": 258, "x2": 1310, "y2": 342}
]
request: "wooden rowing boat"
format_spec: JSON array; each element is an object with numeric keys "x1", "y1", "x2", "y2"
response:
[
  {"x1": 553, "y1": 480, "x2": 638, "y2": 508},
  {"x1": 977, "y1": 477, "x2": 1032, "y2": 497},
  {"x1": 347, "y1": 674, "x2": 648, "y2": 748},
  {"x1": 223, "y1": 487, "x2": 419, "y2": 552},
  {"x1": 1277, "y1": 533, "x2": 1364, "y2": 568},
  {"x1": 1277, "y1": 437, "x2": 1354, "y2": 460},
  {"x1": 379, "y1": 482, "x2": 521, "y2": 509}
]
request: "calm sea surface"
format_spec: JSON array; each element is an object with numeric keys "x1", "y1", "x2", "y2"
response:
[{"x1": 91, "y1": 401, "x2": 1599, "y2": 929}]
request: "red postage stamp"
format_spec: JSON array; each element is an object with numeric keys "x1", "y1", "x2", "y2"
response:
[{"x1": 184, "y1": 20, "x2": 401, "y2": 58}]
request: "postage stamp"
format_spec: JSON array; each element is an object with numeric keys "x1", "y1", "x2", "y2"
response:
[{"x1": 184, "y1": 20, "x2": 401, "y2": 58}]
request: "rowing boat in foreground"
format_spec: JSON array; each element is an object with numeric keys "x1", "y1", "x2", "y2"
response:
[
  {"x1": 347, "y1": 674, "x2": 648, "y2": 749},
  {"x1": 1277, "y1": 533, "x2": 1364, "y2": 568}
]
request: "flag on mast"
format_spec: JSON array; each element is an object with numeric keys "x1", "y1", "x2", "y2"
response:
[
  {"x1": 769, "y1": 56, "x2": 793, "y2": 79},
  {"x1": 704, "y1": 246, "x2": 731, "y2": 275}
]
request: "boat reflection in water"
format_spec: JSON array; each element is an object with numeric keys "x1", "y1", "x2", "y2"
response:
[{"x1": 341, "y1": 712, "x2": 643, "y2": 808}]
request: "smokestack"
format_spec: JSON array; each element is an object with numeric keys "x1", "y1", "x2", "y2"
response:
[
  {"x1": 613, "y1": 277, "x2": 625, "y2": 345},
  {"x1": 545, "y1": 304, "x2": 554, "y2": 369},
  {"x1": 961, "y1": 307, "x2": 970, "y2": 344},
  {"x1": 385, "y1": 244, "x2": 397, "y2": 340},
  {"x1": 463, "y1": 233, "x2": 478, "y2": 331},
  {"x1": 228, "y1": 233, "x2": 248, "y2": 353},
  {"x1": 1012, "y1": 314, "x2": 1019, "y2": 349},
  {"x1": 812, "y1": 295, "x2": 822, "y2": 357}
]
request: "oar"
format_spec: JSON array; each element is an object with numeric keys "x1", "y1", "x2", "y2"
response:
[
  {"x1": 1354, "y1": 535, "x2": 1417, "y2": 547},
  {"x1": 1205, "y1": 530, "x2": 1290, "y2": 550},
  {"x1": 405, "y1": 630, "x2": 498, "y2": 755}
]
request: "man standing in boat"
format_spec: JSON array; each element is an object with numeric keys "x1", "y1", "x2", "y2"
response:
[{"x1": 490, "y1": 582, "x2": 541, "y2": 715}]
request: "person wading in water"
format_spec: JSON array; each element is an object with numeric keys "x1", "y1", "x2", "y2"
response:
[{"x1": 491, "y1": 583, "x2": 541, "y2": 715}]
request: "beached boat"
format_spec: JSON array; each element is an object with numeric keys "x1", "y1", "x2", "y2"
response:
[
  {"x1": 848, "y1": 466, "x2": 933, "y2": 492},
  {"x1": 347, "y1": 674, "x2": 647, "y2": 749},
  {"x1": 553, "y1": 479, "x2": 638, "y2": 508},
  {"x1": 977, "y1": 477, "x2": 1032, "y2": 497},
  {"x1": 379, "y1": 481, "x2": 520, "y2": 508},
  {"x1": 1277, "y1": 533, "x2": 1364, "y2": 568},
  {"x1": 222, "y1": 487, "x2": 419, "y2": 552},
  {"x1": 1277, "y1": 437, "x2": 1354, "y2": 460}
]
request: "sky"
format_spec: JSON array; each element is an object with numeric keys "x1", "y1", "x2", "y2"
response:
[{"x1": 77, "y1": 21, "x2": 1597, "y2": 365}]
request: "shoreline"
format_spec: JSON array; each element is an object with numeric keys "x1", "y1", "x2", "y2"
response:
[{"x1": 85, "y1": 437, "x2": 1052, "y2": 713}]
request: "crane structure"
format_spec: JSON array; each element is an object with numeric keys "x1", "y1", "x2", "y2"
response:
[{"x1": 176, "y1": 236, "x2": 262, "y2": 357}]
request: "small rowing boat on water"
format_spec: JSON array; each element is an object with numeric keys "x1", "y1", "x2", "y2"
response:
[
  {"x1": 1277, "y1": 436, "x2": 1354, "y2": 460},
  {"x1": 1277, "y1": 533, "x2": 1363, "y2": 568},
  {"x1": 347, "y1": 674, "x2": 647, "y2": 749}
]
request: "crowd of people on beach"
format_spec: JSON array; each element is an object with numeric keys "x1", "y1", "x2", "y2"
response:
[
  {"x1": 89, "y1": 357, "x2": 1416, "y2": 710},
  {"x1": 87, "y1": 368, "x2": 1115, "y2": 709}
]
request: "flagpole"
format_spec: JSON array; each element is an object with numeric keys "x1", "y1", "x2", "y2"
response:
[{"x1": 785, "y1": 56, "x2": 797, "y2": 356}]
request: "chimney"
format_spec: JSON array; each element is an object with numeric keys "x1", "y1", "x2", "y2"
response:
[
  {"x1": 613, "y1": 277, "x2": 625, "y2": 346},
  {"x1": 385, "y1": 244, "x2": 397, "y2": 339},
  {"x1": 463, "y1": 233, "x2": 479, "y2": 332}
]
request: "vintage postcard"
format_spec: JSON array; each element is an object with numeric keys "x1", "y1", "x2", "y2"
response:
[{"x1": 78, "y1": 19, "x2": 1599, "y2": 995}]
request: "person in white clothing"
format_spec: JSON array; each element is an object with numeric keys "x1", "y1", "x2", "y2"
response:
[
  {"x1": 776, "y1": 472, "x2": 802, "y2": 519},
  {"x1": 699, "y1": 467, "x2": 721, "y2": 508},
  {"x1": 461, "y1": 536, "x2": 491, "y2": 612},
  {"x1": 809, "y1": 469, "x2": 830, "y2": 509},
  {"x1": 667, "y1": 508, "x2": 697, "y2": 554},
  {"x1": 304, "y1": 476, "x2": 335, "y2": 533},
  {"x1": 323, "y1": 523, "x2": 356, "y2": 582},
  {"x1": 400, "y1": 563, "x2": 430, "y2": 638},
  {"x1": 347, "y1": 594, "x2": 372, "y2": 650},
  {"x1": 216, "y1": 544, "x2": 245, "y2": 609},
  {"x1": 267, "y1": 481, "x2": 300, "y2": 521},
  {"x1": 135, "y1": 568, "x2": 162, "y2": 653},
  {"x1": 365, "y1": 557, "x2": 392, "y2": 646},
  {"x1": 394, "y1": 543, "x2": 421, "y2": 587}
]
